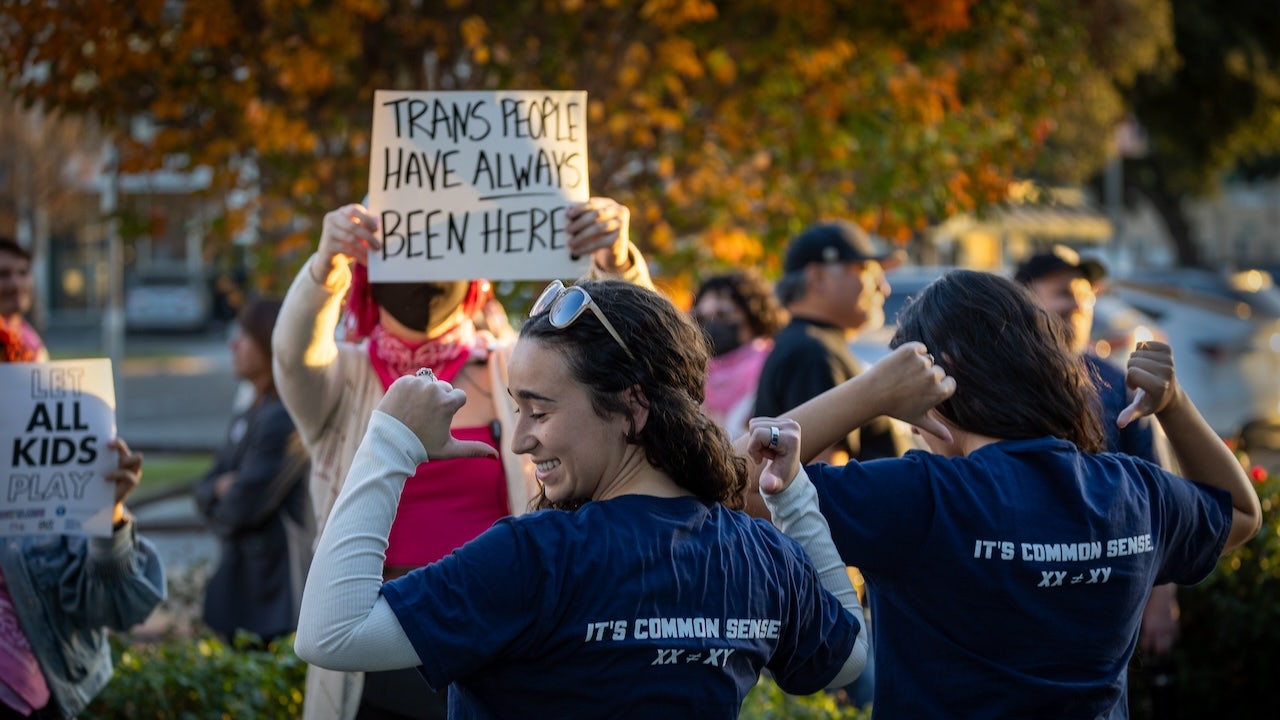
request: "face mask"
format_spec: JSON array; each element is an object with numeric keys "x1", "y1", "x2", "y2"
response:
[
  {"x1": 700, "y1": 319, "x2": 744, "y2": 357},
  {"x1": 372, "y1": 281, "x2": 470, "y2": 332}
]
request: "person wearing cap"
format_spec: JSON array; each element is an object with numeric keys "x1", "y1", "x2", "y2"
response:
[
  {"x1": 754, "y1": 220, "x2": 909, "y2": 467},
  {"x1": 273, "y1": 197, "x2": 650, "y2": 720},
  {"x1": 1015, "y1": 245, "x2": 1182, "y2": 683},
  {"x1": 195, "y1": 297, "x2": 312, "y2": 648}
]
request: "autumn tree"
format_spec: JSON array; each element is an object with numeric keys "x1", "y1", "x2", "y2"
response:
[
  {"x1": 0, "y1": 90, "x2": 102, "y2": 326},
  {"x1": 1121, "y1": 0, "x2": 1280, "y2": 266},
  {"x1": 0, "y1": 0, "x2": 1174, "y2": 296}
]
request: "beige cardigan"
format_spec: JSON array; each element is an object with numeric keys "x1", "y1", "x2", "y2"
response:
[{"x1": 273, "y1": 250, "x2": 651, "y2": 720}]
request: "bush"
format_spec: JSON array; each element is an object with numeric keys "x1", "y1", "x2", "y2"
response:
[
  {"x1": 86, "y1": 630, "x2": 869, "y2": 718},
  {"x1": 86, "y1": 632, "x2": 306, "y2": 719},
  {"x1": 739, "y1": 679, "x2": 871, "y2": 719},
  {"x1": 1129, "y1": 448, "x2": 1279, "y2": 717}
]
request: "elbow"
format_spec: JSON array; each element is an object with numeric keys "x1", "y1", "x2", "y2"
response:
[
  {"x1": 293, "y1": 629, "x2": 322, "y2": 666},
  {"x1": 293, "y1": 626, "x2": 349, "y2": 670},
  {"x1": 1222, "y1": 505, "x2": 1264, "y2": 554},
  {"x1": 825, "y1": 632, "x2": 869, "y2": 690}
]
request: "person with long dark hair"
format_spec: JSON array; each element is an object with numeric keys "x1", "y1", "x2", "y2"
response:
[
  {"x1": 195, "y1": 297, "x2": 312, "y2": 646},
  {"x1": 293, "y1": 280, "x2": 918, "y2": 719},
  {"x1": 749, "y1": 269, "x2": 1261, "y2": 718},
  {"x1": 274, "y1": 198, "x2": 650, "y2": 719}
]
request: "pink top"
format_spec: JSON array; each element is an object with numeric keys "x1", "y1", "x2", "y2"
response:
[
  {"x1": 703, "y1": 339, "x2": 772, "y2": 435},
  {"x1": 384, "y1": 425, "x2": 508, "y2": 567},
  {"x1": 0, "y1": 570, "x2": 50, "y2": 713}
]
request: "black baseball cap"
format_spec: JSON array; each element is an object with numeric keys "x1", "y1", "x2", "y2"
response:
[
  {"x1": 783, "y1": 221, "x2": 903, "y2": 274},
  {"x1": 1014, "y1": 245, "x2": 1106, "y2": 285}
]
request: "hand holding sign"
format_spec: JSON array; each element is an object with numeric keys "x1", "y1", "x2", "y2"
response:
[
  {"x1": 106, "y1": 437, "x2": 143, "y2": 526},
  {"x1": 311, "y1": 203, "x2": 382, "y2": 285},
  {"x1": 566, "y1": 197, "x2": 632, "y2": 273}
]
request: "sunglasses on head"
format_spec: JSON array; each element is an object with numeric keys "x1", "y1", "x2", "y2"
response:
[{"x1": 530, "y1": 280, "x2": 636, "y2": 360}]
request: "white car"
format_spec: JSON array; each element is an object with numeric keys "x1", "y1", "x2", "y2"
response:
[
  {"x1": 1110, "y1": 268, "x2": 1280, "y2": 442},
  {"x1": 125, "y1": 273, "x2": 213, "y2": 332}
]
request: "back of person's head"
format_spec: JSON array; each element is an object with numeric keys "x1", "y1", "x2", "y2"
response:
[
  {"x1": 0, "y1": 237, "x2": 32, "y2": 263},
  {"x1": 889, "y1": 270, "x2": 1104, "y2": 452},
  {"x1": 693, "y1": 269, "x2": 786, "y2": 339},
  {"x1": 520, "y1": 280, "x2": 748, "y2": 509},
  {"x1": 238, "y1": 297, "x2": 284, "y2": 388}
]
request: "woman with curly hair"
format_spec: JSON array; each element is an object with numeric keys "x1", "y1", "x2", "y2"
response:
[
  {"x1": 291, "y1": 280, "x2": 953, "y2": 719},
  {"x1": 692, "y1": 269, "x2": 786, "y2": 437}
]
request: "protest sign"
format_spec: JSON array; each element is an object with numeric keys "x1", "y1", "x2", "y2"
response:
[
  {"x1": 367, "y1": 89, "x2": 591, "y2": 282},
  {"x1": 0, "y1": 359, "x2": 117, "y2": 537}
]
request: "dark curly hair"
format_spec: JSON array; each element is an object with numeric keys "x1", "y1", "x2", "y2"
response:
[
  {"x1": 890, "y1": 270, "x2": 1105, "y2": 452},
  {"x1": 520, "y1": 280, "x2": 748, "y2": 510},
  {"x1": 692, "y1": 269, "x2": 787, "y2": 338}
]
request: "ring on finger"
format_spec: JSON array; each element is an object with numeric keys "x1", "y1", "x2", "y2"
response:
[
  {"x1": 416, "y1": 367, "x2": 436, "y2": 381},
  {"x1": 769, "y1": 426, "x2": 780, "y2": 448}
]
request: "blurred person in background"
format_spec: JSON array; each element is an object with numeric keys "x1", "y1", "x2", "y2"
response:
[
  {"x1": 1016, "y1": 246, "x2": 1181, "y2": 713},
  {"x1": 2, "y1": 242, "x2": 164, "y2": 720},
  {"x1": 692, "y1": 269, "x2": 786, "y2": 437},
  {"x1": 274, "y1": 197, "x2": 650, "y2": 720},
  {"x1": 195, "y1": 297, "x2": 312, "y2": 647},
  {"x1": 754, "y1": 221, "x2": 909, "y2": 466},
  {"x1": 0, "y1": 238, "x2": 46, "y2": 362}
]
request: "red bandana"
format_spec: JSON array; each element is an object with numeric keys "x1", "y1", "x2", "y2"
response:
[{"x1": 366, "y1": 321, "x2": 491, "y2": 389}]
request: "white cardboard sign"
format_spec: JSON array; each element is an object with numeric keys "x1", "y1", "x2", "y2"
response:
[
  {"x1": 367, "y1": 90, "x2": 592, "y2": 282},
  {"x1": 0, "y1": 359, "x2": 117, "y2": 537}
]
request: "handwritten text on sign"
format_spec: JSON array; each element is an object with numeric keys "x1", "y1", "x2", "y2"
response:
[
  {"x1": 367, "y1": 90, "x2": 591, "y2": 282},
  {"x1": 0, "y1": 359, "x2": 117, "y2": 537}
]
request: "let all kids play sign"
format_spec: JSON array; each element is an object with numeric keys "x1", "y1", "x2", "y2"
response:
[
  {"x1": 366, "y1": 89, "x2": 591, "y2": 282},
  {"x1": 1, "y1": 360, "x2": 117, "y2": 537}
]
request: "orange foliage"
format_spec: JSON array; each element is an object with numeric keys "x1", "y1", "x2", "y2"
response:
[{"x1": 0, "y1": 0, "x2": 1155, "y2": 294}]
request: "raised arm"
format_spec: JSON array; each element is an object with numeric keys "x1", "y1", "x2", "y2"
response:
[
  {"x1": 734, "y1": 342, "x2": 955, "y2": 463},
  {"x1": 273, "y1": 204, "x2": 375, "y2": 443},
  {"x1": 1119, "y1": 341, "x2": 1262, "y2": 552}
]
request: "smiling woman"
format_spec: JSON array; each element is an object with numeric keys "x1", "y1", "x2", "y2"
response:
[{"x1": 294, "y1": 280, "x2": 872, "y2": 720}]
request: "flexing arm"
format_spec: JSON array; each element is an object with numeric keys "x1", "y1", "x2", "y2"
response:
[
  {"x1": 746, "y1": 419, "x2": 866, "y2": 688},
  {"x1": 295, "y1": 374, "x2": 496, "y2": 670},
  {"x1": 292, "y1": 411, "x2": 424, "y2": 671},
  {"x1": 1119, "y1": 341, "x2": 1261, "y2": 552}
]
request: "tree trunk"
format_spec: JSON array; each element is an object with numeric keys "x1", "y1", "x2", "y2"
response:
[{"x1": 1129, "y1": 157, "x2": 1203, "y2": 268}]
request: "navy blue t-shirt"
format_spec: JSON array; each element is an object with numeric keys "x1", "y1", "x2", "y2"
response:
[
  {"x1": 1086, "y1": 353, "x2": 1157, "y2": 461},
  {"x1": 808, "y1": 437, "x2": 1232, "y2": 719},
  {"x1": 381, "y1": 494, "x2": 859, "y2": 719}
]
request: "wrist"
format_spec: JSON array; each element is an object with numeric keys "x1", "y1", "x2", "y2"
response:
[
  {"x1": 595, "y1": 242, "x2": 632, "y2": 274},
  {"x1": 310, "y1": 253, "x2": 345, "y2": 287}
]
